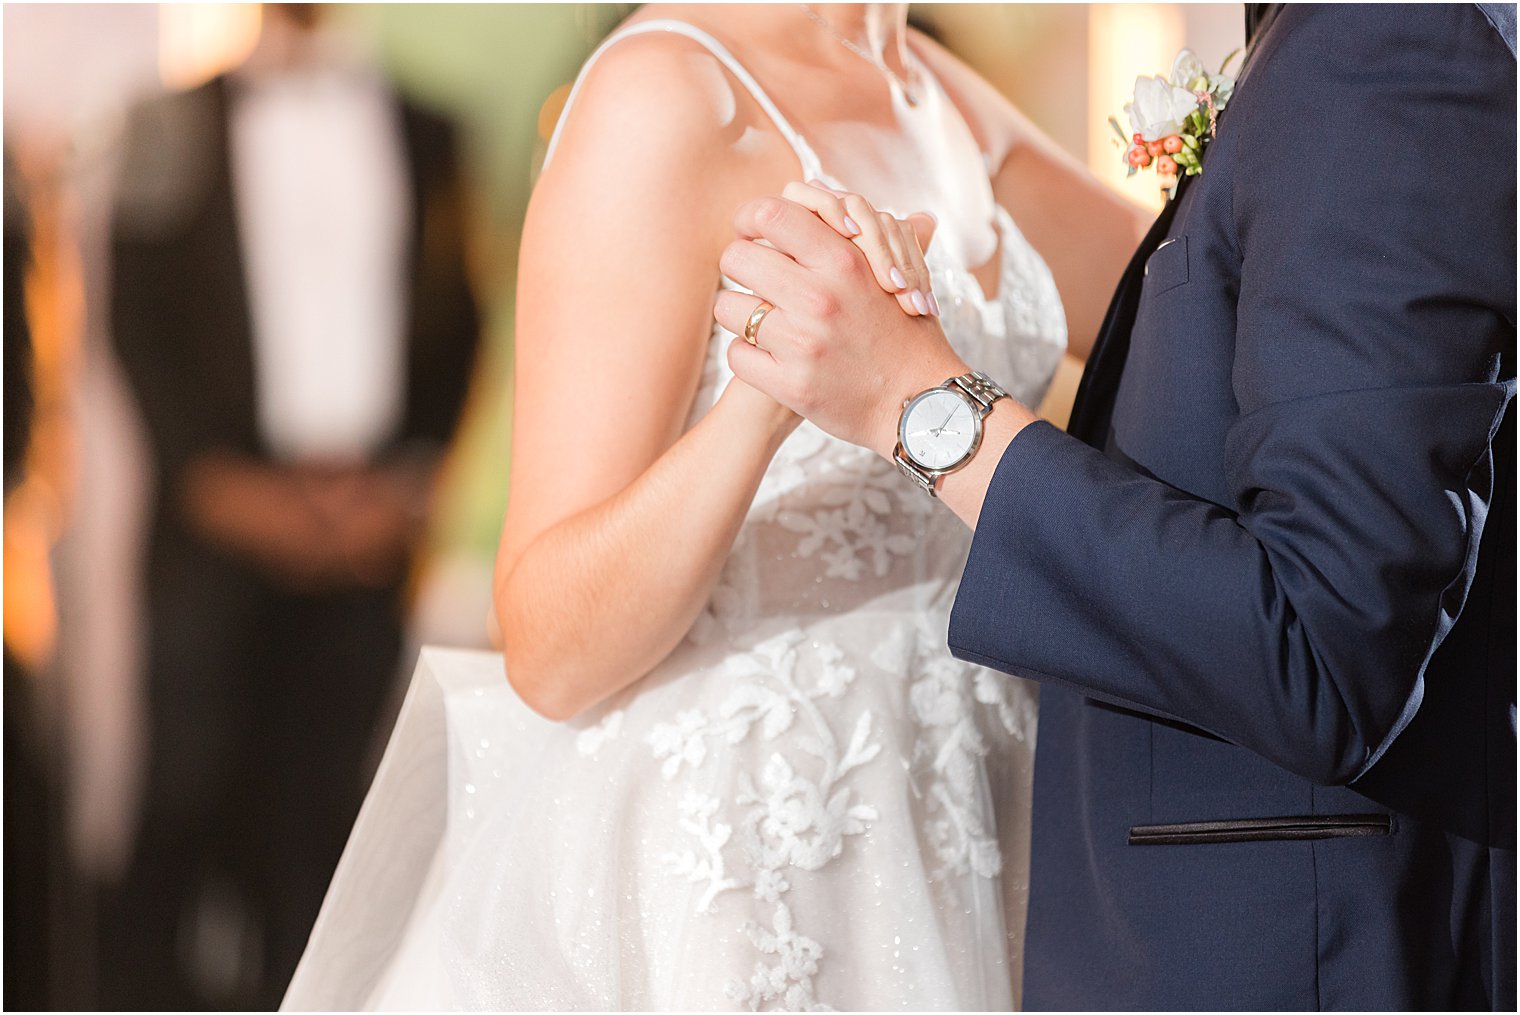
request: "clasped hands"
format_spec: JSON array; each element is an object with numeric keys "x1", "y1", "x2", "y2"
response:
[{"x1": 714, "y1": 181, "x2": 983, "y2": 460}]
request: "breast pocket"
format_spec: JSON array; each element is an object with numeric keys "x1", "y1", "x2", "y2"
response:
[{"x1": 1142, "y1": 234, "x2": 1190, "y2": 296}]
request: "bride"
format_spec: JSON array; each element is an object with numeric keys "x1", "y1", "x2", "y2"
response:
[{"x1": 285, "y1": 4, "x2": 1146, "y2": 1010}]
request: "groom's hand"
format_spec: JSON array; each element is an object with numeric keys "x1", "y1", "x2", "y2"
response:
[{"x1": 715, "y1": 195, "x2": 969, "y2": 459}]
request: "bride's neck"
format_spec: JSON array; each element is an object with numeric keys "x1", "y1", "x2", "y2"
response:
[{"x1": 802, "y1": 3, "x2": 912, "y2": 72}]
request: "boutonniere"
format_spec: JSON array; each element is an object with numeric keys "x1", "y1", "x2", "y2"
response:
[{"x1": 1109, "y1": 48, "x2": 1238, "y2": 200}]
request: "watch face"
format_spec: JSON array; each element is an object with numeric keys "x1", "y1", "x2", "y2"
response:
[{"x1": 901, "y1": 388, "x2": 978, "y2": 470}]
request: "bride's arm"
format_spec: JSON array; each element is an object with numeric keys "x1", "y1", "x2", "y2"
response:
[
  {"x1": 911, "y1": 34, "x2": 1150, "y2": 361},
  {"x1": 493, "y1": 39, "x2": 795, "y2": 721},
  {"x1": 990, "y1": 118, "x2": 1150, "y2": 361}
]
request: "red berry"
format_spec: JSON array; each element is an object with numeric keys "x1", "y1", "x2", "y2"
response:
[
  {"x1": 1125, "y1": 147, "x2": 1144, "y2": 168},
  {"x1": 1132, "y1": 133, "x2": 1145, "y2": 146},
  {"x1": 1162, "y1": 135, "x2": 1184, "y2": 154},
  {"x1": 1146, "y1": 140, "x2": 1165, "y2": 158},
  {"x1": 1156, "y1": 155, "x2": 1178, "y2": 175}
]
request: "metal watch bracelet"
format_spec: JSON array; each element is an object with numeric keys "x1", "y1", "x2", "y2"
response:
[{"x1": 893, "y1": 370, "x2": 1008, "y2": 497}]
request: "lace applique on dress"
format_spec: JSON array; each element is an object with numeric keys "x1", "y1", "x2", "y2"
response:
[
  {"x1": 653, "y1": 136, "x2": 1062, "y2": 1013},
  {"x1": 647, "y1": 632, "x2": 879, "y2": 1009}
]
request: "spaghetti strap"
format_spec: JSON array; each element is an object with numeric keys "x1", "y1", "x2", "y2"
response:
[{"x1": 543, "y1": 18, "x2": 826, "y2": 180}]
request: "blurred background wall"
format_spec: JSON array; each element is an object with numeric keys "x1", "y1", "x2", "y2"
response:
[{"x1": 2, "y1": 4, "x2": 1241, "y2": 1008}]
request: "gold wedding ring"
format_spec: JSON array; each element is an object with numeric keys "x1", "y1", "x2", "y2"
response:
[{"x1": 743, "y1": 300, "x2": 775, "y2": 347}]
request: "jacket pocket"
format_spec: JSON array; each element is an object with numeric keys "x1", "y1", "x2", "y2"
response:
[
  {"x1": 1142, "y1": 234, "x2": 1189, "y2": 296},
  {"x1": 1128, "y1": 813, "x2": 1392, "y2": 846}
]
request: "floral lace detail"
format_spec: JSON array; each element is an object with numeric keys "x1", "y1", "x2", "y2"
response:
[
  {"x1": 728, "y1": 903, "x2": 829, "y2": 1012},
  {"x1": 574, "y1": 709, "x2": 624, "y2": 758},
  {"x1": 777, "y1": 464, "x2": 923, "y2": 582},
  {"x1": 687, "y1": 448, "x2": 938, "y2": 647},
  {"x1": 647, "y1": 631, "x2": 879, "y2": 1010},
  {"x1": 874, "y1": 622, "x2": 1037, "y2": 882},
  {"x1": 611, "y1": 148, "x2": 1057, "y2": 1013},
  {"x1": 913, "y1": 652, "x2": 1005, "y2": 880},
  {"x1": 932, "y1": 206, "x2": 1068, "y2": 412},
  {"x1": 666, "y1": 790, "x2": 743, "y2": 912},
  {"x1": 648, "y1": 709, "x2": 711, "y2": 778}
]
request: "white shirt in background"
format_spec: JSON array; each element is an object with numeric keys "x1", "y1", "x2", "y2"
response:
[{"x1": 230, "y1": 64, "x2": 409, "y2": 464}]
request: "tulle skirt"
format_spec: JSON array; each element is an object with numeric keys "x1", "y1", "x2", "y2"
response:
[{"x1": 283, "y1": 601, "x2": 1037, "y2": 1011}]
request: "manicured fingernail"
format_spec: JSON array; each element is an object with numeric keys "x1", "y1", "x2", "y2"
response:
[
  {"x1": 843, "y1": 215, "x2": 861, "y2": 236},
  {"x1": 889, "y1": 267, "x2": 907, "y2": 290},
  {"x1": 927, "y1": 291, "x2": 941, "y2": 317},
  {"x1": 911, "y1": 290, "x2": 930, "y2": 315}
]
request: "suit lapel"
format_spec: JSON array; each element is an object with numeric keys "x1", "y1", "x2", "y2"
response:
[
  {"x1": 1236, "y1": 3, "x2": 1285, "y2": 87},
  {"x1": 1067, "y1": 4, "x2": 1284, "y2": 449},
  {"x1": 1065, "y1": 182, "x2": 1188, "y2": 448},
  {"x1": 1243, "y1": 4, "x2": 1284, "y2": 60},
  {"x1": 190, "y1": 78, "x2": 262, "y2": 454}
]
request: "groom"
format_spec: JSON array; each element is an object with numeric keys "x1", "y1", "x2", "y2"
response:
[{"x1": 719, "y1": 4, "x2": 1515, "y2": 1010}]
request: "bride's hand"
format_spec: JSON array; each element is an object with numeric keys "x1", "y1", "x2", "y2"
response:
[
  {"x1": 719, "y1": 374, "x2": 802, "y2": 445},
  {"x1": 781, "y1": 181, "x2": 939, "y2": 319}
]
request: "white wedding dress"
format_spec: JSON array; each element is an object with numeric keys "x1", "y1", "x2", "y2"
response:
[{"x1": 284, "y1": 20, "x2": 1066, "y2": 1013}]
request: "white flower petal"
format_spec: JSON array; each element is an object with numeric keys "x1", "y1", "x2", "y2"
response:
[
  {"x1": 1170, "y1": 48, "x2": 1206, "y2": 89},
  {"x1": 1127, "y1": 74, "x2": 1201, "y2": 141}
]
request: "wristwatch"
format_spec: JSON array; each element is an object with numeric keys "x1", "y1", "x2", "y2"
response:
[{"x1": 892, "y1": 370, "x2": 1009, "y2": 497}]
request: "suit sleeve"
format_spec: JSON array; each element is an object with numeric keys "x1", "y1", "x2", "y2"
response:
[{"x1": 948, "y1": 4, "x2": 1517, "y2": 786}]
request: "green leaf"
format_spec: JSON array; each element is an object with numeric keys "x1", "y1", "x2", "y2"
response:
[
  {"x1": 1108, "y1": 116, "x2": 1130, "y2": 143},
  {"x1": 1218, "y1": 47, "x2": 1243, "y2": 75},
  {"x1": 1182, "y1": 134, "x2": 1200, "y2": 150}
]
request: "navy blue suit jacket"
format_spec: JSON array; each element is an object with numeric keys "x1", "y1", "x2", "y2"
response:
[{"x1": 949, "y1": 5, "x2": 1516, "y2": 1009}]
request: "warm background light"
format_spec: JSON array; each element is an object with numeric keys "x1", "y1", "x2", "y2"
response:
[
  {"x1": 157, "y1": 2, "x2": 262, "y2": 91},
  {"x1": 1087, "y1": 3, "x2": 1186, "y2": 211}
]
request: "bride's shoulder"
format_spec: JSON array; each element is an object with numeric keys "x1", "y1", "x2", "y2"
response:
[{"x1": 549, "y1": 16, "x2": 749, "y2": 173}]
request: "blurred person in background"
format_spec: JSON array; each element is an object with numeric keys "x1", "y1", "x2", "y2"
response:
[
  {"x1": 4, "y1": 150, "x2": 36, "y2": 505},
  {"x1": 104, "y1": 3, "x2": 480, "y2": 1008},
  {"x1": 4, "y1": 144, "x2": 60, "y2": 1013}
]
